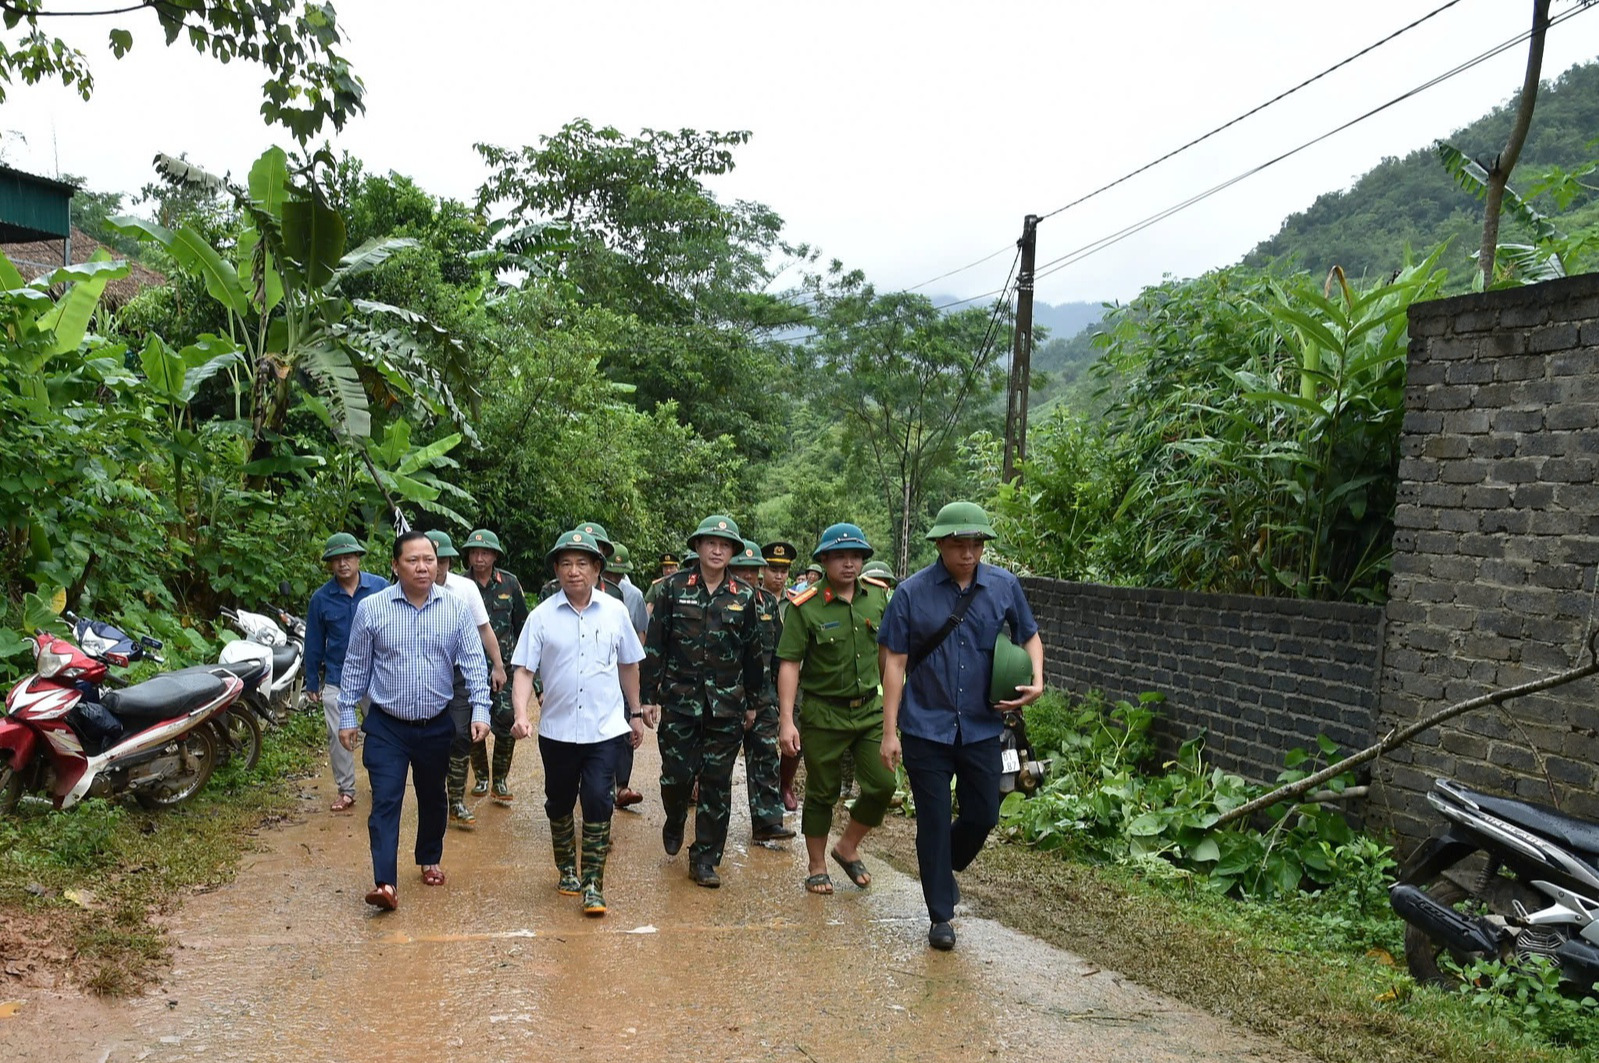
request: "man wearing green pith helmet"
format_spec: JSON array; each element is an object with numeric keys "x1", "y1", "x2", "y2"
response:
[
  {"x1": 641, "y1": 515, "x2": 766, "y2": 888},
  {"x1": 458, "y1": 529, "x2": 529, "y2": 803},
  {"x1": 730, "y1": 539, "x2": 795, "y2": 842}
]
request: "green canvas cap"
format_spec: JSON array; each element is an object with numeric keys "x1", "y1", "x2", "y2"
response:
[
  {"x1": 990, "y1": 632, "x2": 1034, "y2": 705},
  {"x1": 575, "y1": 521, "x2": 616, "y2": 557},
  {"x1": 687, "y1": 514, "x2": 743, "y2": 551},
  {"x1": 464, "y1": 529, "x2": 504, "y2": 555},
  {"x1": 730, "y1": 539, "x2": 765, "y2": 569},
  {"x1": 546, "y1": 529, "x2": 607, "y2": 570},
  {"x1": 925, "y1": 501, "x2": 997, "y2": 541},
  {"x1": 608, "y1": 542, "x2": 634, "y2": 573},
  {"x1": 425, "y1": 530, "x2": 459, "y2": 558},
  {"x1": 321, "y1": 532, "x2": 366, "y2": 561}
]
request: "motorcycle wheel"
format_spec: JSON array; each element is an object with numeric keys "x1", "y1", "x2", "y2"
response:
[
  {"x1": 213, "y1": 708, "x2": 262, "y2": 772},
  {"x1": 133, "y1": 726, "x2": 218, "y2": 810},
  {"x1": 0, "y1": 760, "x2": 22, "y2": 813}
]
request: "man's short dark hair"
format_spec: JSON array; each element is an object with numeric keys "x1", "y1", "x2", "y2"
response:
[{"x1": 393, "y1": 529, "x2": 435, "y2": 560}]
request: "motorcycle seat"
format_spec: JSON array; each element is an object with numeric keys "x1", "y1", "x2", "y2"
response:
[
  {"x1": 1452, "y1": 782, "x2": 1599, "y2": 857},
  {"x1": 210, "y1": 659, "x2": 267, "y2": 686},
  {"x1": 101, "y1": 670, "x2": 228, "y2": 721},
  {"x1": 271, "y1": 644, "x2": 299, "y2": 681}
]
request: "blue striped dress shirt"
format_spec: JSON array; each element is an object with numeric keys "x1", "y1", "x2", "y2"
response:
[{"x1": 337, "y1": 582, "x2": 490, "y2": 729}]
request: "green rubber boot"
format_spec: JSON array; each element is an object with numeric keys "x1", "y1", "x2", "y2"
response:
[
  {"x1": 491, "y1": 736, "x2": 516, "y2": 802},
  {"x1": 470, "y1": 739, "x2": 490, "y2": 796},
  {"x1": 550, "y1": 815, "x2": 580, "y2": 895},
  {"x1": 581, "y1": 820, "x2": 612, "y2": 916}
]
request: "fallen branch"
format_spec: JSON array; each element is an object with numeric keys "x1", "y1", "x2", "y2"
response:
[{"x1": 1213, "y1": 627, "x2": 1599, "y2": 829}]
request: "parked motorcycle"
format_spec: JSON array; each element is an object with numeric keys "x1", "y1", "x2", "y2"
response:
[
  {"x1": 999, "y1": 710, "x2": 1047, "y2": 796},
  {"x1": 67, "y1": 612, "x2": 263, "y2": 772},
  {"x1": 0, "y1": 629, "x2": 242, "y2": 811},
  {"x1": 218, "y1": 582, "x2": 306, "y2": 722},
  {"x1": 1391, "y1": 776, "x2": 1599, "y2": 992}
]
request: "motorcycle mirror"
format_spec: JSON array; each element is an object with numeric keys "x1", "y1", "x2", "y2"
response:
[
  {"x1": 278, "y1": 580, "x2": 293, "y2": 599},
  {"x1": 140, "y1": 635, "x2": 164, "y2": 650}
]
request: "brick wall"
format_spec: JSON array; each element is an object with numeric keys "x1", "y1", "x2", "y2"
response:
[
  {"x1": 1376, "y1": 272, "x2": 1599, "y2": 846},
  {"x1": 1023, "y1": 578, "x2": 1384, "y2": 786}
]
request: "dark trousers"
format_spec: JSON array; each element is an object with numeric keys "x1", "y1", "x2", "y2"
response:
[
  {"x1": 362, "y1": 707, "x2": 454, "y2": 887},
  {"x1": 658, "y1": 711, "x2": 744, "y2": 865},
  {"x1": 901, "y1": 732, "x2": 1002, "y2": 924},
  {"x1": 540, "y1": 734, "x2": 627, "y2": 822},
  {"x1": 446, "y1": 669, "x2": 472, "y2": 756},
  {"x1": 615, "y1": 739, "x2": 635, "y2": 790}
]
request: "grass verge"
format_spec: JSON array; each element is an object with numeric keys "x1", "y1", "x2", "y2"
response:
[
  {"x1": 870, "y1": 815, "x2": 1595, "y2": 1063},
  {"x1": 0, "y1": 711, "x2": 323, "y2": 996}
]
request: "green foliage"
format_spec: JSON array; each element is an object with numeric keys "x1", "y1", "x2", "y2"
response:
[
  {"x1": 0, "y1": 798, "x2": 124, "y2": 871},
  {"x1": 1447, "y1": 954, "x2": 1599, "y2": 1048},
  {"x1": 1002, "y1": 689, "x2": 1385, "y2": 904},
  {"x1": 0, "y1": 1, "x2": 364, "y2": 142}
]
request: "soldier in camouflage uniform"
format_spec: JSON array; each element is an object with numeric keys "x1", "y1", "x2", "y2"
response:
[
  {"x1": 730, "y1": 540, "x2": 795, "y2": 841},
  {"x1": 641, "y1": 515, "x2": 766, "y2": 887},
  {"x1": 762, "y1": 540, "x2": 801, "y2": 811},
  {"x1": 459, "y1": 529, "x2": 529, "y2": 802}
]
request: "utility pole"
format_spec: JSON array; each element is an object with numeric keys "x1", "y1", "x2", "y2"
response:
[{"x1": 1002, "y1": 214, "x2": 1039, "y2": 484}]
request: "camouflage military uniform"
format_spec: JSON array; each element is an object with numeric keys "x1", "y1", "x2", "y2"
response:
[
  {"x1": 447, "y1": 566, "x2": 529, "y2": 800},
  {"x1": 743, "y1": 583, "x2": 787, "y2": 833},
  {"x1": 643, "y1": 567, "x2": 766, "y2": 870}
]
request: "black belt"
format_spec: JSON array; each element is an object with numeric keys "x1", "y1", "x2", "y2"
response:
[
  {"x1": 375, "y1": 704, "x2": 443, "y2": 727},
  {"x1": 804, "y1": 691, "x2": 876, "y2": 709}
]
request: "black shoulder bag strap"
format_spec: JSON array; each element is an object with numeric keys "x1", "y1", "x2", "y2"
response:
[{"x1": 907, "y1": 585, "x2": 979, "y2": 674}]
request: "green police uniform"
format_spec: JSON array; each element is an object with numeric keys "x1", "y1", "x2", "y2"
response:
[
  {"x1": 776, "y1": 530, "x2": 896, "y2": 840},
  {"x1": 643, "y1": 517, "x2": 766, "y2": 880}
]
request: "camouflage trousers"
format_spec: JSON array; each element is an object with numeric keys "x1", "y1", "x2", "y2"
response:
[
  {"x1": 741, "y1": 701, "x2": 784, "y2": 832},
  {"x1": 658, "y1": 711, "x2": 744, "y2": 866},
  {"x1": 446, "y1": 687, "x2": 516, "y2": 802}
]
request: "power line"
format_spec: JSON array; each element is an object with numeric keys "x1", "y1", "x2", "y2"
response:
[
  {"x1": 1030, "y1": 1, "x2": 1597, "y2": 286},
  {"x1": 1036, "y1": 0, "x2": 1472, "y2": 224}
]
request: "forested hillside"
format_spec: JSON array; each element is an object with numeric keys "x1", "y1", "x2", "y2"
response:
[{"x1": 1244, "y1": 58, "x2": 1599, "y2": 281}]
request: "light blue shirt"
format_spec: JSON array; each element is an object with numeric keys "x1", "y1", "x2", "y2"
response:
[
  {"x1": 338, "y1": 582, "x2": 490, "y2": 729},
  {"x1": 511, "y1": 589, "x2": 645, "y2": 744},
  {"x1": 619, "y1": 576, "x2": 648, "y2": 636}
]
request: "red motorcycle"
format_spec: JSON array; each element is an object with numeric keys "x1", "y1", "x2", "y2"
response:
[{"x1": 0, "y1": 630, "x2": 242, "y2": 812}]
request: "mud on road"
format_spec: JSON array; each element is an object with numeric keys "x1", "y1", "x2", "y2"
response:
[{"x1": 1, "y1": 742, "x2": 1307, "y2": 1063}]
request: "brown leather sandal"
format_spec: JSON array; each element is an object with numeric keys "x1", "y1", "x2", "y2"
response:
[
  {"x1": 330, "y1": 793, "x2": 356, "y2": 812},
  {"x1": 421, "y1": 865, "x2": 446, "y2": 887}
]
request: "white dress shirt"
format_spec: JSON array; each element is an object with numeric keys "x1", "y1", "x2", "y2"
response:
[
  {"x1": 511, "y1": 589, "x2": 645, "y2": 743},
  {"x1": 438, "y1": 570, "x2": 490, "y2": 627}
]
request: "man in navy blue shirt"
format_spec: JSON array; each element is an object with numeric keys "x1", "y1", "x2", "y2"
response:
[
  {"x1": 877, "y1": 502, "x2": 1043, "y2": 951},
  {"x1": 304, "y1": 533, "x2": 390, "y2": 813}
]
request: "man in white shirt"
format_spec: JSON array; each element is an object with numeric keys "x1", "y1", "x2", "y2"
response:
[
  {"x1": 425, "y1": 531, "x2": 509, "y2": 828},
  {"x1": 510, "y1": 529, "x2": 649, "y2": 916}
]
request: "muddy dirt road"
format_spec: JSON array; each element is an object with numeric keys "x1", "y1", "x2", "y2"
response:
[{"x1": 2, "y1": 742, "x2": 1306, "y2": 1063}]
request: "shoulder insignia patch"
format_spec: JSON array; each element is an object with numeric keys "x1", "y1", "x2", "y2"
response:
[
  {"x1": 862, "y1": 576, "x2": 889, "y2": 590},
  {"x1": 788, "y1": 584, "x2": 819, "y2": 606}
]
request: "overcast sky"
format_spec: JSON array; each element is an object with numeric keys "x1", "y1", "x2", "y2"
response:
[{"x1": 5, "y1": 0, "x2": 1598, "y2": 306}]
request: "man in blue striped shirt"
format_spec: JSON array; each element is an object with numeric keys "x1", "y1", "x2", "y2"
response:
[{"x1": 338, "y1": 530, "x2": 491, "y2": 911}]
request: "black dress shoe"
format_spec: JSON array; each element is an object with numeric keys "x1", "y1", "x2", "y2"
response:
[
  {"x1": 689, "y1": 861, "x2": 721, "y2": 888},
  {"x1": 662, "y1": 818, "x2": 685, "y2": 857},
  {"x1": 928, "y1": 922, "x2": 956, "y2": 950}
]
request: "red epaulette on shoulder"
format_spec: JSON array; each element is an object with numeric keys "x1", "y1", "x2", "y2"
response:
[
  {"x1": 862, "y1": 576, "x2": 889, "y2": 590},
  {"x1": 788, "y1": 584, "x2": 819, "y2": 606},
  {"x1": 686, "y1": 573, "x2": 698, "y2": 587}
]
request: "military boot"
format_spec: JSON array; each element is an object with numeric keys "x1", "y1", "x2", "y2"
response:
[
  {"x1": 449, "y1": 800, "x2": 476, "y2": 828},
  {"x1": 446, "y1": 750, "x2": 471, "y2": 805},
  {"x1": 580, "y1": 820, "x2": 612, "y2": 916},
  {"x1": 550, "y1": 815, "x2": 581, "y2": 895},
  {"x1": 491, "y1": 736, "x2": 516, "y2": 803},
  {"x1": 470, "y1": 739, "x2": 491, "y2": 796}
]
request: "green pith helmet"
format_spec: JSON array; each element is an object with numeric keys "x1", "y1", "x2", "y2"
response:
[
  {"x1": 687, "y1": 514, "x2": 743, "y2": 552},
  {"x1": 805, "y1": 563, "x2": 823, "y2": 577},
  {"x1": 463, "y1": 528, "x2": 504, "y2": 556},
  {"x1": 546, "y1": 529, "x2": 608, "y2": 570},
  {"x1": 925, "y1": 501, "x2": 997, "y2": 541},
  {"x1": 863, "y1": 559, "x2": 898, "y2": 586},
  {"x1": 608, "y1": 542, "x2": 635, "y2": 574},
  {"x1": 990, "y1": 632, "x2": 1034, "y2": 705},
  {"x1": 730, "y1": 538, "x2": 765, "y2": 569},
  {"x1": 575, "y1": 521, "x2": 616, "y2": 558},
  {"x1": 321, "y1": 532, "x2": 366, "y2": 561},
  {"x1": 425, "y1": 530, "x2": 460, "y2": 558},
  {"x1": 813, "y1": 522, "x2": 874, "y2": 559}
]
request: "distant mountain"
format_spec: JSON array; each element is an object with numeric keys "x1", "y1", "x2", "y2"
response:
[{"x1": 1244, "y1": 58, "x2": 1599, "y2": 282}]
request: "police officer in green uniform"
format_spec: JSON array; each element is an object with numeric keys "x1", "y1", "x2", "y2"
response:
[
  {"x1": 761, "y1": 540, "x2": 802, "y2": 811},
  {"x1": 731, "y1": 540, "x2": 796, "y2": 841},
  {"x1": 641, "y1": 515, "x2": 766, "y2": 887},
  {"x1": 458, "y1": 529, "x2": 530, "y2": 801},
  {"x1": 776, "y1": 523, "x2": 895, "y2": 895}
]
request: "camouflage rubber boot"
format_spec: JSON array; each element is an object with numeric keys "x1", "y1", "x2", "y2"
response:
[
  {"x1": 550, "y1": 815, "x2": 580, "y2": 895},
  {"x1": 470, "y1": 739, "x2": 491, "y2": 796},
  {"x1": 446, "y1": 750, "x2": 471, "y2": 804},
  {"x1": 581, "y1": 820, "x2": 612, "y2": 916},
  {"x1": 491, "y1": 736, "x2": 516, "y2": 802}
]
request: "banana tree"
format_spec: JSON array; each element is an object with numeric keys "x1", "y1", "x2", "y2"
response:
[{"x1": 109, "y1": 147, "x2": 472, "y2": 462}]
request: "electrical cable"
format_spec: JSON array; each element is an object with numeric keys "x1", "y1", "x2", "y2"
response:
[
  {"x1": 1036, "y1": 0, "x2": 1472, "y2": 223},
  {"x1": 1030, "y1": 1, "x2": 1596, "y2": 285}
]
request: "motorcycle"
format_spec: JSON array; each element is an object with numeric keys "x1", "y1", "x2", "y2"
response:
[
  {"x1": 998, "y1": 710, "x2": 1047, "y2": 796},
  {"x1": 0, "y1": 629, "x2": 242, "y2": 811},
  {"x1": 1391, "y1": 776, "x2": 1599, "y2": 992},
  {"x1": 68, "y1": 612, "x2": 263, "y2": 772},
  {"x1": 218, "y1": 582, "x2": 306, "y2": 722}
]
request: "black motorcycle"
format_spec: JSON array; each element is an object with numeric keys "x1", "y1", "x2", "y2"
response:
[{"x1": 1391, "y1": 776, "x2": 1599, "y2": 991}]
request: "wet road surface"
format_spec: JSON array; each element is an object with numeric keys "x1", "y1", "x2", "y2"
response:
[{"x1": 4, "y1": 741, "x2": 1307, "y2": 1063}]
